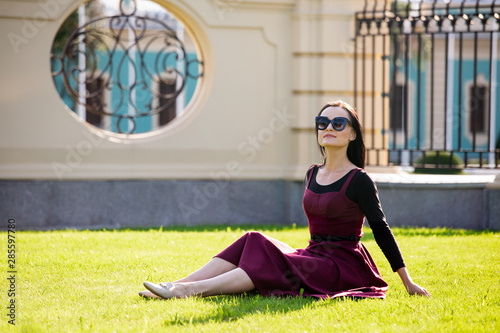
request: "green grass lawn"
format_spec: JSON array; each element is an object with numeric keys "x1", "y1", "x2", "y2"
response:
[{"x1": 1, "y1": 225, "x2": 498, "y2": 332}]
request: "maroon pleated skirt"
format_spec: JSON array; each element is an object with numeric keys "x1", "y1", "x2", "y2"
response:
[{"x1": 215, "y1": 231, "x2": 388, "y2": 299}]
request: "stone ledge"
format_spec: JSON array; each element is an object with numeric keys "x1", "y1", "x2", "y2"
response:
[
  {"x1": 1, "y1": 175, "x2": 498, "y2": 231},
  {"x1": 370, "y1": 172, "x2": 497, "y2": 189},
  {"x1": 486, "y1": 174, "x2": 500, "y2": 190}
]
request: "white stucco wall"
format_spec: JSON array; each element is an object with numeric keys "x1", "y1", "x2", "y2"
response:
[{"x1": 0, "y1": 0, "x2": 366, "y2": 181}]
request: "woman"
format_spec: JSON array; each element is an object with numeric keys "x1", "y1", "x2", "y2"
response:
[{"x1": 141, "y1": 100, "x2": 431, "y2": 299}]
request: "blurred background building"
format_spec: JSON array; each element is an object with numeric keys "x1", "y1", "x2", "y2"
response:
[{"x1": 1, "y1": 0, "x2": 499, "y2": 230}]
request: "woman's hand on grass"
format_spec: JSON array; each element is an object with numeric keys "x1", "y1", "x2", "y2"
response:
[
  {"x1": 405, "y1": 281, "x2": 431, "y2": 298},
  {"x1": 396, "y1": 267, "x2": 431, "y2": 298}
]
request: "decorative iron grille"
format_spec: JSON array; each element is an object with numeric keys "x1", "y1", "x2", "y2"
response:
[
  {"x1": 51, "y1": 0, "x2": 204, "y2": 135},
  {"x1": 354, "y1": 0, "x2": 500, "y2": 170}
]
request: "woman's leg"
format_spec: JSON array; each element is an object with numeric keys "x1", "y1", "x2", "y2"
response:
[
  {"x1": 173, "y1": 257, "x2": 238, "y2": 283},
  {"x1": 140, "y1": 257, "x2": 240, "y2": 299},
  {"x1": 171, "y1": 267, "x2": 255, "y2": 297}
]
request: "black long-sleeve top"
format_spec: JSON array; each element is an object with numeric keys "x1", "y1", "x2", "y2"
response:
[{"x1": 307, "y1": 166, "x2": 406, "y2": 272}]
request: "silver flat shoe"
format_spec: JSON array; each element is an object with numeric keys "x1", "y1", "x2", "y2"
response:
[
  {"x1": 139, "y1": 282, "x2": 173, "y2": 299},
  {"x1": 143, "y1": 281, "x2": 175, "y2": 299},
  {"x1": 138, "y1": 290, "x2": 163, "y2": 299}
]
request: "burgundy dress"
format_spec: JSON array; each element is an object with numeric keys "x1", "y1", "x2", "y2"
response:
[{"x1": 215, "y1": 166, "x2": 404, "y2": 299}]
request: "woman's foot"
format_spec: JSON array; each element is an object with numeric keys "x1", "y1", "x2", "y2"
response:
[
  {"x1": 138, "y1": 290, "x2": 163, "y2": 299},
  {"x1": 143, "y1": 281, "x2": 175, "y2": 299},
  {"x1": 139, "y1": 282, "x2": 173, "y2": 299}
]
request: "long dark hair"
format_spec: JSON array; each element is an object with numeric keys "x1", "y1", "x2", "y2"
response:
[{"x1": 316, "y1": 100, "x2": 366, "y2": 169}]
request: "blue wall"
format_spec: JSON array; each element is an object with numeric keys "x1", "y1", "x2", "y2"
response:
[{"x1": 388, "y1": 58, "x2": 500, "y2": 157}]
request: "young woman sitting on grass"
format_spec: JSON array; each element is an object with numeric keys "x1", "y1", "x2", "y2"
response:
[{"x1": 140, "y1": 100, "x2": 431, "y2": 299}]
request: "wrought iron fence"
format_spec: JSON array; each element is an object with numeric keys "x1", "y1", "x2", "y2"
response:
[
  {"x1": 354, "y1": 0, "x2": 500, "y2": 170},
  {"x1": 50, "y1": 0, "x2": 204, "y2": 135}
]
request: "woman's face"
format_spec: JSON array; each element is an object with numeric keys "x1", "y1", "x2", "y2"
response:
[{"x1": 317, "y1": 106, "x2": 356, "y2": 149}]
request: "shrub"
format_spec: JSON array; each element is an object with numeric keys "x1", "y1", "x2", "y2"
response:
[{"x1": 413, "y1": 151, "x2": 464, "y2": 174}]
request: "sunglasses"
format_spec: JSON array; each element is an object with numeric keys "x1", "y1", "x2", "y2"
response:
[{"x1": 315, "y1": 116, "x2": 352, "y2": 131}]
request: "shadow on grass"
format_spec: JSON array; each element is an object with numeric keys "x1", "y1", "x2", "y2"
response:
[
  {"x1": 22, "y1": 224, "x2": 498, "y2": 237},
  {"x1": 358, "y1": 226, "x2": 497, "y2": 242},
  {"x1": 156, "y1": 293, "x2": 355, "y2": 327},
  {"x1": 389, "y1": 227, "x2": 498, "y2": 237},
  {"x1": 78, "y1": 224, "x2": 307, "y2": 233}
]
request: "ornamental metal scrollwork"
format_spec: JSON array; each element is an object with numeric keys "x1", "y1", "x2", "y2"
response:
[{"x1": 51, "y1": 0, "x2": 204, "y2": 134}]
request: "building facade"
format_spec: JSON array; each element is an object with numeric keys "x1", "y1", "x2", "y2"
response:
[{"x1": 1, "y1": 0, "x2": 499, "y2": 230}]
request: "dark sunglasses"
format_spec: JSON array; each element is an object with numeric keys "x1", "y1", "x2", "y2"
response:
[{"x1": 315, "y1": 116, "x2": 352, "y2": 131}]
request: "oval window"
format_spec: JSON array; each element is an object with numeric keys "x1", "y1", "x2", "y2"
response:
[{"x1": 50, "y1": 0, "x2": 204, "y2": 135}]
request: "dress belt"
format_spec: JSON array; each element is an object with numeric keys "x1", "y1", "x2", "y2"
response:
[{"x1": 311, "y1": 234, "x2": 360, "y2": 243}]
